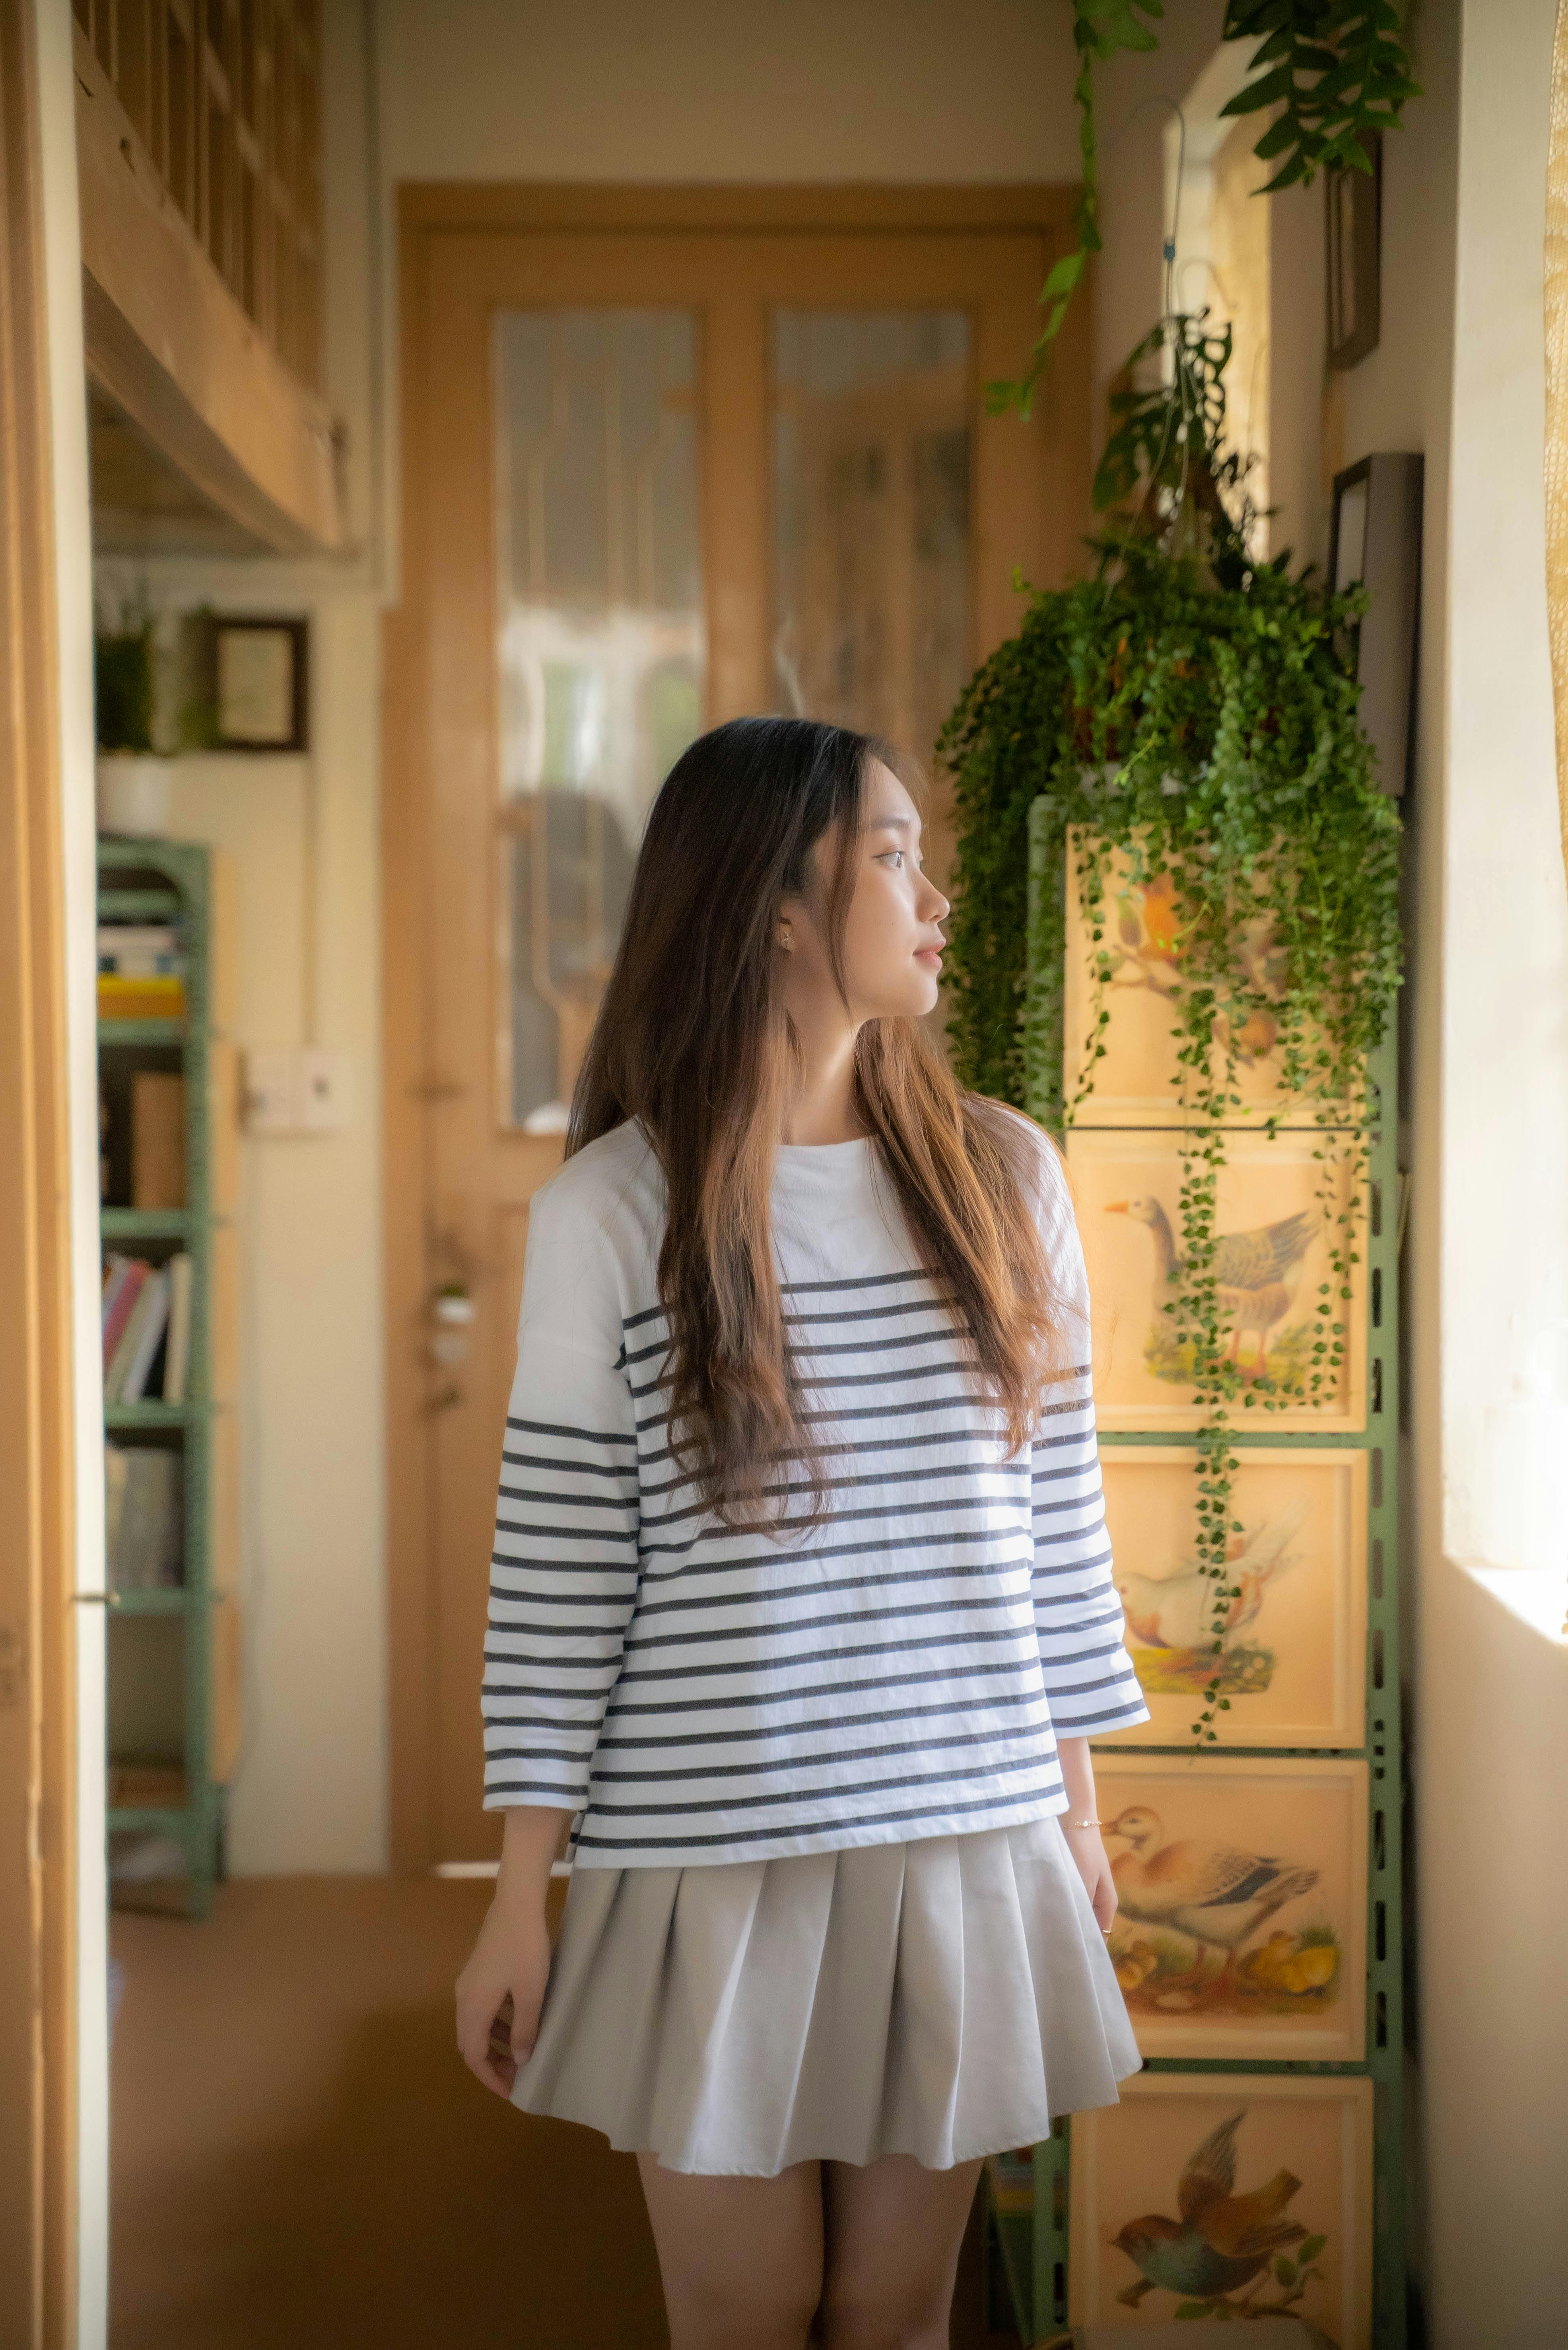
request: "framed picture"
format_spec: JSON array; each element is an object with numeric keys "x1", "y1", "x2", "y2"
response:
[
  {"x1": 1065, "y1": 1127, "x2": 1369, "y2": 1433},
  {"x1": 1098, "y1": 1446, "x2": 1367, "y2": 1748},
  {"x1": 1092, "y1": 1754, "x2": 1368, "y2": 2060},
  {"x1": 1329, "y1": 454, "x2": 1424, "y2": 799},
  {"x1": 208, "y1": 615, "x2": 309, "y2": 751},
  {"x1": 1070, "y1": 2071, "x2": 1374, "y2": 2343},
  {"x1": 1326, "y1": 130, "x2": 1381, "y2": 371},
  {"x1": 1061, "y1": 832, "x2": 1360, "y2": 1128}
]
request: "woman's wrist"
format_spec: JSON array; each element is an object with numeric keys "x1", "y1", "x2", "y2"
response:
[{"x1": 495, "y1": 1803, "x2": 575, "y2": 1909}]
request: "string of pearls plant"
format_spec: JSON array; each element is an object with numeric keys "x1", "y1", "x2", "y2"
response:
[{"x1": 940, "y1": 336, "x2": 1401, "y2": 1748}]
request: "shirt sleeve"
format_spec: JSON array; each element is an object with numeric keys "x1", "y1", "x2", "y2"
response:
[
  {"x1": 1012, "y1": 1113, "x2": 1151, "y2": 1739},
  {"x1": 480, "y1": 1171, "x2": 642, "y2": 1814}
]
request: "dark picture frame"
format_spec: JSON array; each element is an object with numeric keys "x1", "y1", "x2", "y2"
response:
[
  {"x1": 1329, "y1": 453, "x2": 1423, "y2": 797},
  {"x1": 1325, "y1": 131, "x2": 1382, "y2": 371},
  {"x1": 204, "y1": 615, "x2": 309, "y2": 752}
]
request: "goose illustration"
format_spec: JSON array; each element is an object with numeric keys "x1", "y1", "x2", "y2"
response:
[
  {"x1": 1106, "y1": 1194, "x2": 1320, "y2": 1377},
  {"x1": 1115, "y1": 1499, "x2": 1307, "y2": 1653},
  {"x1": 1103, "y1": 1805, "x2": 1318, "y2": 1992}
]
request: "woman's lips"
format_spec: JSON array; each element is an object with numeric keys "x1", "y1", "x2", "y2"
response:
[{"x1": 915, "y1": 947, "x2": 943, "y2": 968}]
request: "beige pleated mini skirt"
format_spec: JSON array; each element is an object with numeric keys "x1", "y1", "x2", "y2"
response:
[{"x1": 509, "y1": 1811, "x2": 1142, "y2": 2177}]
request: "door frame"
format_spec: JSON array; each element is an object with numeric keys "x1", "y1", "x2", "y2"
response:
[
  {"x1": 383, "y1": 181, "x2": 1091, "y2": 1870},
  {"x1": 0, "y1": 0, "x2": 81, "y2": 2338}
]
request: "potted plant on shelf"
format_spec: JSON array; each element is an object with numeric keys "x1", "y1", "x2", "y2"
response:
[{"x1": 94, "y1": 599, "x2": 171, "y2": 837}]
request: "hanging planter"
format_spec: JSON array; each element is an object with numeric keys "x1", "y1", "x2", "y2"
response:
[{"x1": 939, "y1": 327, "x2": 1402, "y2": 1747}]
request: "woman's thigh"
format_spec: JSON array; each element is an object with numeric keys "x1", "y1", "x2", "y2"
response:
[
  {"x1": 817, "y1": 2152, "x2": 985, "y2": 2350},
  {"x1": 635, "y1": 2150, "x2": 826, "y2": 2350}
]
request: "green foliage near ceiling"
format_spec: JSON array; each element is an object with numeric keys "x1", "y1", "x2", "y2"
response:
[
  {"x1": 940, "y1": 329, "x2": 1402, "y2": 1744},
  {"x1": 990, "y1": 0, "x2": 1421, "y2": 419}
]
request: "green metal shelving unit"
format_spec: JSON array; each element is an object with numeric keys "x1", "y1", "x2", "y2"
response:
[
  {"x1": 99, "y1": 838, "x2": 231, "y2": 1919},
  {"x1": 982, "y1": 816, "x2": 1408, "y2": 2348}
]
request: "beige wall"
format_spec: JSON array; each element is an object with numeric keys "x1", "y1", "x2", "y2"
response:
[{"x1": 1384, "y1": 2, "x2": 1568, "y2": 2340}]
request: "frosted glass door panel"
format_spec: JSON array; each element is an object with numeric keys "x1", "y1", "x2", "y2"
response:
[
  {"x1": 495, "y1": 309, "x2": 704, "y2": 1130},
  {"x1": 771, "y1": 310, "x2": 971, "y2": 760}
]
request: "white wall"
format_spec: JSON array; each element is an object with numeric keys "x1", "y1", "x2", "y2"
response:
[{"x1": 1399, "y1": 2, "x2": 1568, "y2": 2339}]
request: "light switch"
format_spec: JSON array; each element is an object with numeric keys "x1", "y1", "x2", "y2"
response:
[{"x1": 243, "y1": 1048, "x2": 354, "y2": 1135}]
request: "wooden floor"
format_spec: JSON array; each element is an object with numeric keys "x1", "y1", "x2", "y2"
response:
[{"x1": 109, "y1": 1876, "x2": 1021, "y2": 2350}]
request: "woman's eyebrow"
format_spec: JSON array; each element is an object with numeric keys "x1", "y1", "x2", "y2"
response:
[{"x1": 864, "y1": 812, "x2": 916, "y2": 833}]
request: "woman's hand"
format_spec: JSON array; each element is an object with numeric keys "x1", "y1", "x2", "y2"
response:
[
  {"x1": 1062, "y1": 1822, "x2": 1118, "y2": 1934},
  {"x1": 455, "y1": 1890, "x2": 555, "y2": 2096},
  {"x1": 455, "y1": 1804, "x2": 575, "y2": 2097}
]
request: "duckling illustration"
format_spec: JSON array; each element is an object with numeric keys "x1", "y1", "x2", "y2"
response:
[
  {"x1": 1106, "y1": 1195, "x2": 1320, "y2": 1377},
  {"x1": 1113, "y1": 2109, "x2": 1308, "y2": 2308},
  {"x1": 1103, "y1": 1805, "x2": 1318, "y2": 1992},
  {"x1": 1116, "y1": 1499, "x2": 1306, "y2": 1653}
]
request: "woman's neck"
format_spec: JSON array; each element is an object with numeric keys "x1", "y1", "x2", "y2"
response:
[{"x1": 779, "y1": 1018, "x2": 869, "y2": 1145}]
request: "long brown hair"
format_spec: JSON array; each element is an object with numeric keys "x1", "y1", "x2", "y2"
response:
[{"x1": 568, "y1": 716, "x2": 1070, "y2": 1527}]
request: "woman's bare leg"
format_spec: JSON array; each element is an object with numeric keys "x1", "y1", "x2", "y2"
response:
[
  {"x1": 816, "y1": 2153, "x2": 985, "y2": 2350},
  {"x1": 635, "y1": 2151, "x2": 826, "y2": 2350}
]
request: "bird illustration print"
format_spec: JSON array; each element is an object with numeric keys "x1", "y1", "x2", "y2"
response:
[
  {"x1": 1106, "y1": 1193, "x2": 1321, "y2": 1378},
  {"x1": 1103, "y1": 1806, "x2": 1319, "y2": 1992},
  {"x1": 1115, "y1": 1498, "x2": 1307, "y2": 1656},
  {"x1": 1111, "y1": 2108, "x2": 1313, "y2": 2315}
]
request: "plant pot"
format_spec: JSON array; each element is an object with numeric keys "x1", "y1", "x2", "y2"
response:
[{"x1": 95, "y1": 753, "x2": 173, "y2": 838}]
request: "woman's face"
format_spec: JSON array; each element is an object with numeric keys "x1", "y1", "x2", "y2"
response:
[{"x1": 780, "y1": 762, "x2": 950, "y2": 1024}]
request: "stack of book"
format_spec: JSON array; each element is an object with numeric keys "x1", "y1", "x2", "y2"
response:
[
  {"x1": 97, "y1": 922, "x2": 186, "y2": 1022},
  {"x1": 102, "y1": 1252, "x2": 194, "y2": 1403},
  {"x1": 104, "y1": 1442, "x2": 184, "y2": 1592}
]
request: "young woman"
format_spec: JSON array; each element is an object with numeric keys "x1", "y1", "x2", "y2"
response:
[{"x1": 456, "y1": 717, "x2": 1149, "y2": 2350}]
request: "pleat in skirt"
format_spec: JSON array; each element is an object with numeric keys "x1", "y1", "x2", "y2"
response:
[{"x1": 509, "y1": 1812, "x2": 1142, "y2": 2177}]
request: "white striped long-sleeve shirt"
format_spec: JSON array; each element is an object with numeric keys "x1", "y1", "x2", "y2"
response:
[{"x1": 481, "y1": 1112, "x2": 1148, "y2": 1867}]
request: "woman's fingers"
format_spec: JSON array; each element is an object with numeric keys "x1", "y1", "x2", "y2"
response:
[{"x1": 458, "y1": 1975, "x2": 519, "y2": 2095}]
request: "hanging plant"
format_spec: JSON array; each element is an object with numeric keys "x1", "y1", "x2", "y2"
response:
[
  {"x1": 940, "y1": 328, "x2": 1401, "y2": 1745},
  {"x1": 992, "y1": 0, "x2": 1422, "y2": 418}
]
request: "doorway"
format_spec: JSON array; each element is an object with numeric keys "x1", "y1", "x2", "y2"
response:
[{"x1": 384, "y1": 186, "x2": 1090, "y2": 1868}]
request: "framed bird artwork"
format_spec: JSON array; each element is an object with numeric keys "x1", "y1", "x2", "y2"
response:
[
  {"x1": 1065, "y1": 1128, "x2": 1370, "y2": 1432},
  {"x1": 1060, "y1": 831, "x2": 1364, "y2": 1129},
  {"x1": 1098, "y1": 1447, "x2": 1368, "y2": 1748},
  {"x1": 1069, "y1": 2073, "x2": 1374, "y2": 2343},
  {"x1": 1091, "y1": 1755, "x2": 1369, "y2": 2061}
]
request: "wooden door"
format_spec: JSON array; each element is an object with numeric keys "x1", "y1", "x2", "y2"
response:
[{"x1": 386, "y1": 188, "x2": 1090, "y2": 1867}]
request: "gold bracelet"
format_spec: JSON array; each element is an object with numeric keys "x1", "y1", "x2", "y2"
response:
[{"x1": 1064, "y1": 1815, "x2": 1104, "y2": 1830}]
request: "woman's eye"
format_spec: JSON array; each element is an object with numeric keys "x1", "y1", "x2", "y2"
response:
[{"x1": 878, "y1": 849, "x2": 905, "y2": 869}]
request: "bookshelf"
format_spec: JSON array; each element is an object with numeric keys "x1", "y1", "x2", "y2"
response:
[{"x1": 98, "y1": 837, "x2": 241, "y2": 1920}]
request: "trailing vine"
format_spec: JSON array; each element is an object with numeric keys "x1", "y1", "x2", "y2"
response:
[
  {"x1": 991, "y1": 0, "x2": 1421, "y2": 418},
  {"x1": 940, "y1": 341, "x2": 1401, "y2": 1746}
]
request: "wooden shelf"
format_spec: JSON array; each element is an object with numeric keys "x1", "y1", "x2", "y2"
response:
[
  {"x1": 105, "y1": 1401, "x2": 208, "y2": 1431},
  {"x1": 99, "y1": 888, "x2": 181, "y2": 920},
  {"x1": 101, "y1": 1207, "x2": 196, "y2": 1241},
  {"x1": 107, "y1": 1763, "x2": 186, "y2": 1809},
  {"x1": 98, "y1": 1018, "x2": 187, "y2": 1048}
]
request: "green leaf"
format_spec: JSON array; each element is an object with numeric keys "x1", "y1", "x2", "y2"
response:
[
  {"x1": 1299, "y1": 2233, "x2": 1328, "y2": 2261},
  {"x1": 1275, "y1": 2255, "x2": 1299, "y2": 2285},
  {"x1": 1041, "y1": 249, "x2": 1088, "y2": 300}
]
